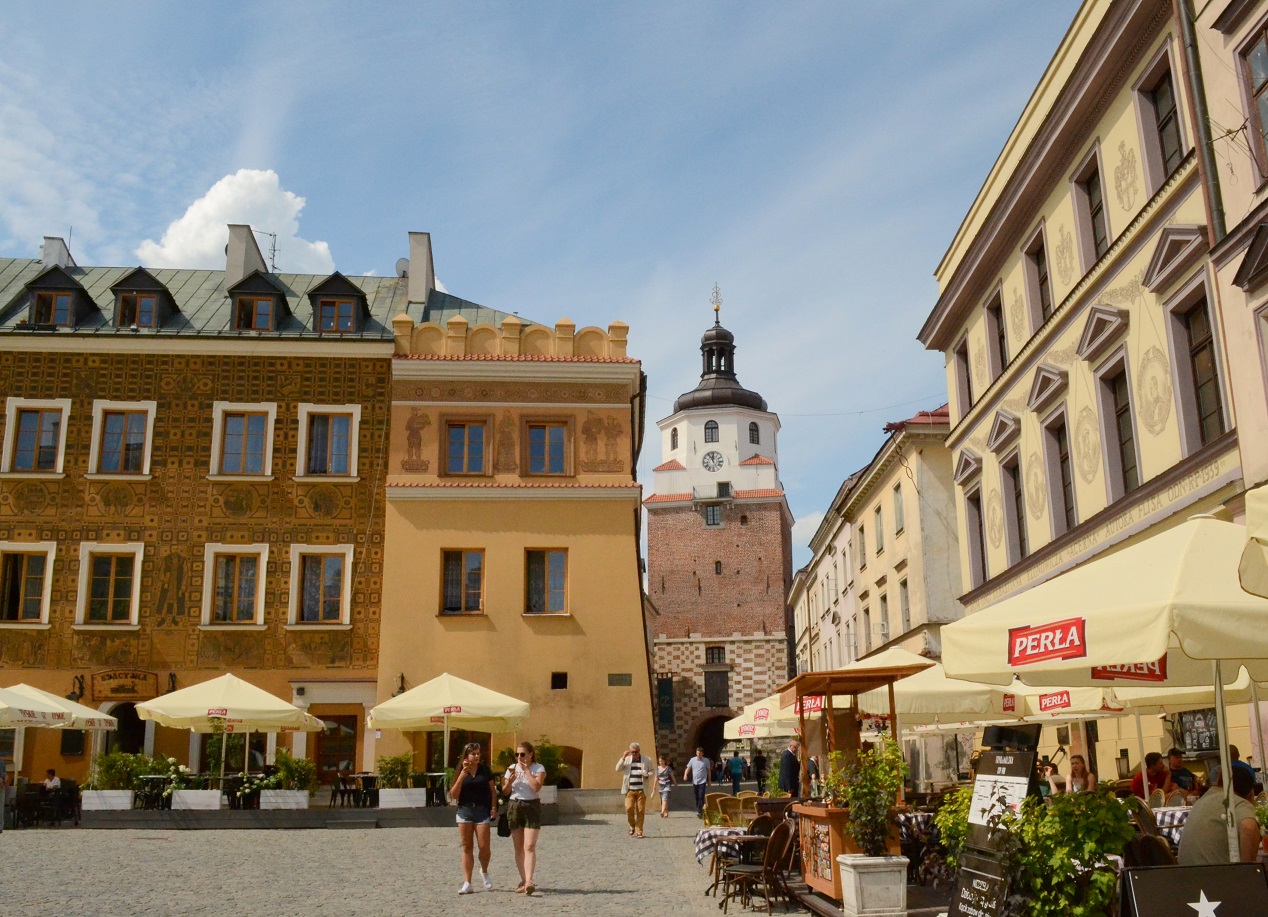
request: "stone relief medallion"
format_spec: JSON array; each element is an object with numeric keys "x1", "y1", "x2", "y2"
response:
[
  {"x1": 1026, "y1": 454, "x2": 1047, "y2": 520},
  {"x1": 1045, "y1": 343, "x2": 1079, "y2": 367},
  {"x1": 1138, "y1": 345, "x2": 1173, "y2": 436},
  {"x1": 7, "y1": 481, "x2": 50, "y2": 514},
  {"x1": 1074, "y1": 407, "x2": 1101, "y2": 484},
  {"x1": 1114, "y1": 140, "x2": 1138, "y2": 211},
  {"x1": 96, "y1": 481, "x2": 136, "y2": 515},
  {"x1": 219, "y1": 485, "x2": 260, "y2": 518},
  {"x1": 1103, "y1": 270, "x2": 1146, "y2": 309},
  {"x1": 304, "y1": 484, "x2": 341, "y2": 519},
  {"x1": 1055, "y1": 224, "x2": 1075, "y2": 286},
  {"x1": 986, "y1": 489, "x2": 1004, "y2": 548},
  {"x1": 160, "y1": 373, "x2": 214, "y2": 396},
  {"x1": 972, "y1": 347, "x2": 987, "y2": 390}
]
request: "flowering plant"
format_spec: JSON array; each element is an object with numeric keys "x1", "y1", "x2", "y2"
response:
[
  {"x1": 159, "y1": 757, "x2": 192, "y2": 799},
  {"x1": 237, "y1": 771, "x2": 280, "y2": 797}
]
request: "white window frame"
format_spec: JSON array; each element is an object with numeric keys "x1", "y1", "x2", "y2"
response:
[
  {"x1": 87, "y1": 400, "x2": 157, "y2": 479},
  {"x1": 209, "y1": 401, "x2": 278, "y2": 480},
  {"x1": 1, "y1": 397, "x2": 72, "y2": 477},
  {"x1": 201, "y1": 542, "x2": 270, "y2": 629},
  {"x1": 287, "y1": 543, "x2": 354, "y2": 629},
  {"x1": 74, "y1": 542, "x2": 144, "y2": 629},
  {"x1": 0, "y1": 540, "x2": 56, "y2": 628},
  {"x1": 295, "y1": 404, "x2": 362, "y2": 481}
]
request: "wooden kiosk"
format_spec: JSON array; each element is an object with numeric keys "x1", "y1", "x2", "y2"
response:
[{"x1": 778, "y1": 661, "x2": 931, "y2": 901}]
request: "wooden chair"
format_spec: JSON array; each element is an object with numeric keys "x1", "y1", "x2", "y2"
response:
[
  {"x1": 709, "y1": 814, "x2": 776, "y2": 897},
  {"x1": 1147, "y1": 788, "x2": 1166, "y2": 809},
  {"x1": 740, "y1": 795, "x2": 760, "y2": 822},
  {"x1": 1164, "y1": 789, "x2": 1187, "y2": 807},
  {"x1": 737, "y1": 790, "x2": 759, "y2": 799},
  {"x1": 720, "y1": 820, "x2": 793, "y2": 914},
  {"x1": 703, "y1": 792, "x2": 728, "y2": 824},
  {"x1": 718, "y1": 795, "x2": 746, "y2": 827}
]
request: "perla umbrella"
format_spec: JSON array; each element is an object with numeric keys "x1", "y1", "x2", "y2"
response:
[
  {"x1": 136, "y1": 673, "x2": 324, "y2": 783},
  {"x1": 942, "y1": 515, "x2": 1268, "y2": 856},
  {"x1": 724, "y1": 693, "x2": 804, "y2": 740},
  {"x1": 6, "y1": 684, "x2": 117, "y2": 729},
  {"x1": 0, "y1": 685, "x2": 69, "y2": 728},
  {"x1": 366, "y1": 672, "x2": 530, "y2": 771}
]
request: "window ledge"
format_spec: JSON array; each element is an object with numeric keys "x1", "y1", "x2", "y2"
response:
[
  {"x1": 438, "y1": 611, "x2": 486, "y2": 618},
  {"x1": 523, "y1": 612, "x2": 572, "y2": 618},
  {"x1": 284, "y1": 623, "x2": 352, "y2": 631},
  {"x1": 200, "y1": 624, "x2": 268, "y2": 631},
  {"x1": 72, "y1": 624, "x2": 140, "y2": 632},
  {"x1": 0, "y1": 471, "x2": 65, "y2": 480},
  {"x1": 208, "y1": 474, "x2": 275, "y2": 482},
  {"x1": 0, "y1": 622, "x2": 51, "y2": 630},
  {"x1": 294, "y1": 475, "x2": 360, "y2": 484},
  {"x1": 85, "y1": 473, "x2": 152, "y2": 481}
]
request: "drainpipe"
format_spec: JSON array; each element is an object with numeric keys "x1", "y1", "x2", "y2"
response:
[{"x1": 1175, "y1": 0, "x2": 1226, "y2": 243}]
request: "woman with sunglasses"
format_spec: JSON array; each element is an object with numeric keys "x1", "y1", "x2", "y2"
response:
[
  {"x1": 450, "y1": 742, "x2": 497, "y2": 894},
  {"x1": 501, "y1": 742, "x2": 546, "y2": 895}
]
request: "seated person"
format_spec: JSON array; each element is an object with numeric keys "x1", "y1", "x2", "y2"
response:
[
  {"x1": 1208, "y1": 745, "x2": 1255, "y2": 788},
  {"x1": 1164, "y1": 748, "x2": 1197, "y2": 794},
  {"x1": 1178, "y1": 765, "x2": 1260, "y2": 865},
  {"x1": 42, "y1": 769, "x2": 61, "y2": 791},
  {"x1": 1130, "y1": 752, "x2": 1167, "y2": 800}
]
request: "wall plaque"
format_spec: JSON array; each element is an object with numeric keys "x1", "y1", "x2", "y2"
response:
[{"x1": 91, "y1": 668, "x2": 159, "y2": 701}]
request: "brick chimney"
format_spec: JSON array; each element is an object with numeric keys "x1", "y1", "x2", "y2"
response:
[{"x1": 225, "y1": 224, "x2": 267, "y2": 286}]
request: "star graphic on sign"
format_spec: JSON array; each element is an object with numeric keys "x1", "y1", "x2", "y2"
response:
[{"x1": 1187, "y1": 890, "x2": 1221, "y2": 916}]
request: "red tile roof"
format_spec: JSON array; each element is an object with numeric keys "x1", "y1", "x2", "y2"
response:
[
  {"x1": 883, "y1": 403, "x2": 950, "y2": 433},
  {"x1": 653, "y1": 459, "x2": 686, "y2": 472},
  {"x1": 739, "y1": 454, "x2": 775, "y2": 466},
  {"x1": 643, "y1": 492, "x2": 693, "y2": 504},
  {"x1": 394, "y1": 353, "x2": 639, "y2": 363},
  {"x1": 734, "y1": 488, "x2": 785, "y2": 499}
]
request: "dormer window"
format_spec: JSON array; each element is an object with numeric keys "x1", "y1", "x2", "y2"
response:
[
  {"x1": 34, "y1": 292, "x2": 73, "y2": 326},
  {"x1": 118, "y1": 293, "x2": 158, "y2": 328},
  {"x1": 317, "y1": 298, "x2": 356, "y2": 333},
  {"x1": 235, "y1": 295, "x2": 274, "y2": 331}
]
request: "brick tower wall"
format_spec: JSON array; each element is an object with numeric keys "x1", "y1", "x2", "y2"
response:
[{"x1": 646, "y1": 499, "x2": 791, "y2": 639}]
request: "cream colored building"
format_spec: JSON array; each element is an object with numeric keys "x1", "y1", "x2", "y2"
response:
[
  {"x1": 918, "y1": 0, "x2": 1260, "y2": 775},
  {"x1": 377, "y1": 273, "x2": 654, "y2": 788}
]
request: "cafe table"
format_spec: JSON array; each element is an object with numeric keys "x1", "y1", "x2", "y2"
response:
[{"x1": 1152, "y1": 806, "x2": 1190, "y2": 850}]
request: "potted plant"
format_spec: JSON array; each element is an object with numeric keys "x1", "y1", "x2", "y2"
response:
[
  {"x1": 1256, "y1": 798, "x2": 1268, "y2": 853},
  {"x1": 493, "y1": 736, "x2": 564, "y2": 804},
  {"x1": 836, "y1": 739, "x2": 908, "y2": 917},
  {"x1": 82, "y1": 751, "x2": 141, "y2": 810},
  {"x1": 165, "y1": 757, "x2": 218, "y2": 810},
  {"x1": 259, "y1": 749, "x2": 317, "y2": 809},
  {"x1": 377, "y1": 752, "x2": 430, "y2": 808}
]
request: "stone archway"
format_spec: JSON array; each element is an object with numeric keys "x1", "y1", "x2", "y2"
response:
[
  {"x1": 694, "y1": 715, "x2": 729, "y2": 765},
  {"x1": 105, "y1": 702, "x2": 145, "y2": 754}
]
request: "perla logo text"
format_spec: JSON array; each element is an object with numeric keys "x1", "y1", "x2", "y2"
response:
[{"x1": 1007, "y1": 617, "x2": 1087, "y2": 666}]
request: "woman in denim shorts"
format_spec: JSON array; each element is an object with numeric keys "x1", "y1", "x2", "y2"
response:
[
  {"x1": 501, "y1": 741, "x2": 547, "y2": 895},
  {"x1": 449, "y1": 742, "x2": 497, "y2": 895}
]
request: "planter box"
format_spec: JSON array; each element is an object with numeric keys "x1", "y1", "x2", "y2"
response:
[
  {"x1": 81, "y1": 789, "x2": 134, "y2": 811},
  {"x1": 378, "y1": 788, "x2": 431, "y2": 809},
  {"x1": 260, "y1": 789, "x2": 310, "y2": 810},
  {"x1": 171, "y1": 789, "x2": 222, "y2": 810},
  {"x1": 837, "y1": 854, "x2": 908, "y2": 917}
]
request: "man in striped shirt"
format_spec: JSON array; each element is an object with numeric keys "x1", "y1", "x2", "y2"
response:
[{"x1": 615, "y1": 742, "x2": 650, "y2": 838}]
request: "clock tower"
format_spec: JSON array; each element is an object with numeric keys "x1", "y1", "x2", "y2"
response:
[{"x1": 645, "y1": 295, "x2": 793, "y2": 767}]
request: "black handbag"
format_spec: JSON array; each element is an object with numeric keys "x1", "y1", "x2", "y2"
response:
[{"x1": 497, "y1": 804, "x2": 511, "y2": 837}]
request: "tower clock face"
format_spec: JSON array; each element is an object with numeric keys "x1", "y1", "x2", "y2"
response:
[{"x1": 702, "y1": 451, "x2": 724, "y2": 472}]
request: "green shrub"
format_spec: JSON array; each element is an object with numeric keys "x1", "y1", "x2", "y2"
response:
[
  {"x1": 274, "y1": 748, "x2": 318, "y2": 793},
  {"x1": 493, "y1": 735, "x2": 566, "y2": 785},
  {"x1": 933, "y1": 784, "x2": 973, "y2": 870},
  {"x1": 842, "y1": 739, "x2": 907, "y2": 857},
  {"x1": 766, "y1": 759, "x2": 782, "y2": 797},
  {"x1": 377, "y1": 752, "x2": 414, "y2": 789}
]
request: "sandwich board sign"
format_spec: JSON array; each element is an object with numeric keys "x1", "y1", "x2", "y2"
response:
[{"x1": 1120, "y1": 863, "x2": 1268, "y2": 916}]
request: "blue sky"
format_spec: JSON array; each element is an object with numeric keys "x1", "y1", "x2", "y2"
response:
[{"x1": 0, "y1": 1, "x2": 1081, "y2": 565}]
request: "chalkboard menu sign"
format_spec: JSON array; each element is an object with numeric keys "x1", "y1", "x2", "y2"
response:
[
  {"x1": 1121, "y1": 863, "x2": 1268, "y2": 916},
  {"x1": 949, "y1": 750, "x2": 1037, "y2": 917},
  {"x1": 1178, "y1": 708, "x2": 1219, "y2": 753},
  {"x1": 950, "y1": 852, "x2": 1008, "y2": 917}
]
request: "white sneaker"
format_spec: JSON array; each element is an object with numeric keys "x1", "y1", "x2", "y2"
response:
[
  {"x1": 481, "y1": 872, "x2": 493, "y2": 890},
  {"x1": 458, "y1": 882, "x2": 474, "y2": 895}
]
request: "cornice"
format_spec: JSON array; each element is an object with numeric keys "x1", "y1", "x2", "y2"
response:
[
  {"x1": 0, "y1": 335, "x2": 394, "y2": 358},
  {"x1": 391, "y1": 358, "x2": 641, "y2": 388},
  {"x1": 841, "y1": 426, "x2": 948, "y2": 519},
  {"x1": 388, "y1": 483, "x2": 641, "y2": 501}
]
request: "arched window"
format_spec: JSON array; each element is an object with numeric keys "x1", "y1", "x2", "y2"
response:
[
  {"x1": 748, "y1": 422, "x2": 759, "y2": 444},
  {"x1": 670, "y1": 428, "x2": 678, "y2": 450},
  {"x1": 704, "y1": 420, "x2": 719, "y2": 443}
]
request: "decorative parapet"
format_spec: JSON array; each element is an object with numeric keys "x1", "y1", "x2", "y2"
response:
[{"x1": 391, "y1": 313, "x2": 631, "y2": 360}]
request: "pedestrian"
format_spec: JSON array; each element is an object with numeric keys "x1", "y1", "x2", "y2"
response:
[
  {"x1": 753, "y1": 750, "x2": 767, "y2": 790},
  {"x1": 449, "y1": 741, "x2": 497, "y2": 895},
  {"x1": 1067, "y1": 754, "x2": 1097, "y2": 793},
  {"x1": 615, "y1": 741, "x2": 650, "y2": 838},
  {"x1": 502, "y1": 741, "x2": 546, "y2": 896},
  {"x1": 657, "y1": 754, "x2": 677, "y2": 818},
  {"x1": 683, "y1": 746, "x2": 713, "y2": 816},
  {"x1": 726, "y1": 749, "x2": 745, "y2": 794},
  {"x1": 778, "y1": 740, "x2": 800, "y2": 796}
]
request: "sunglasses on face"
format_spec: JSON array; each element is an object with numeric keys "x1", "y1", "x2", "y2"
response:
[{"x1": 516, "y1": 752, "x2": 529, "y2": 758}]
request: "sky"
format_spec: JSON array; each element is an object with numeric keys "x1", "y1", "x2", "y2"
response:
[{"x1": 0, "y1": 1, "x2": 1082, "y2": 567}]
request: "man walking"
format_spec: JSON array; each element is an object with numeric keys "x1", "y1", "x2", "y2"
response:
[
  {"x1": 753, "y1": 750, "x2": 767, "y2": 790},
  {"x1": 683, "y1": 747, "x2": 712, "y2": 816},
  {"x1": 615, "y1": 742, "x2": 650, "y2": 838},
  {"x1": 778, "y1": 739, "x2": 800, "y2": 796},
  {"x1": 726, "y1": 750, "x2": 745, "y2": 795}
]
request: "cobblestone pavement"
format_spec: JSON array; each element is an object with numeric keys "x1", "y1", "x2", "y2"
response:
[{"x1": 1, "y1": 813, "x2": 730, "y2": 917}]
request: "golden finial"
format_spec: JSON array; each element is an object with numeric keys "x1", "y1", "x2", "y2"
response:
[{"x1": 710, "y1": 284, "x2": 722, "y2": 324}]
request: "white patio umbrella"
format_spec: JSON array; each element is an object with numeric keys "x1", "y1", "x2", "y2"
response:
[
  {"x1": 136, "y1": 673, "x2": 323, "y2": 782},
  {"x1": 0, "y1": 686, "x2": 68, "y2": 728},
  {"x1": 366, "y1": 672, "x2": 530, "y2": 771},
  {"x1": 5, "y1": 684, "x2": 118, "y2": 730},
  {"x1": 942, "y1": 515, "x2": 1268, "y2": 857}
]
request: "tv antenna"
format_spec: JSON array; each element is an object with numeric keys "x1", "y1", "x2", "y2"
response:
[{"x1": 253, "y1": 229, "x2": 279, "y2": 271}]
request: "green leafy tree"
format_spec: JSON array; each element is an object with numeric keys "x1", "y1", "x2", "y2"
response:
[
  {"x1": 843, "y1": 740, "x2": 907, "y2": 857},
  {"x1": 377, "y1": 752, "x2": 414, "y2": 789},
  {"x1": 933, "y1": 784, "x2": 973, "y2": 870}
]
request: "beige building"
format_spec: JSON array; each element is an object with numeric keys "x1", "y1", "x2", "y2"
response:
[
  {"x1": 918, "y1": 0, "x2": 1260, "y2": 775},
  {"x1": 376, "y1": 264, "x2": 654, "y2": 788}
]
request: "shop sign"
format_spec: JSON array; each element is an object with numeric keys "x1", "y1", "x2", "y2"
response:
[
  {"x1": 1001, "y1": 694, "x2": 1016, "y2": 713},
  {"x1": 1007, "y1": 617, "x2": 1086, "y2": 666},
  {"x1": 90, "y1": 669, "x2": 159, "y2": 701}
]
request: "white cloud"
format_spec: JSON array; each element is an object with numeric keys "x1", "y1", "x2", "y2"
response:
[
  {"x1": 136, "y1": 169, "x2": 333, "y2": 273},
  {"x1": 791, "y1": 511, "x2": 827, "y2": 559}
]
